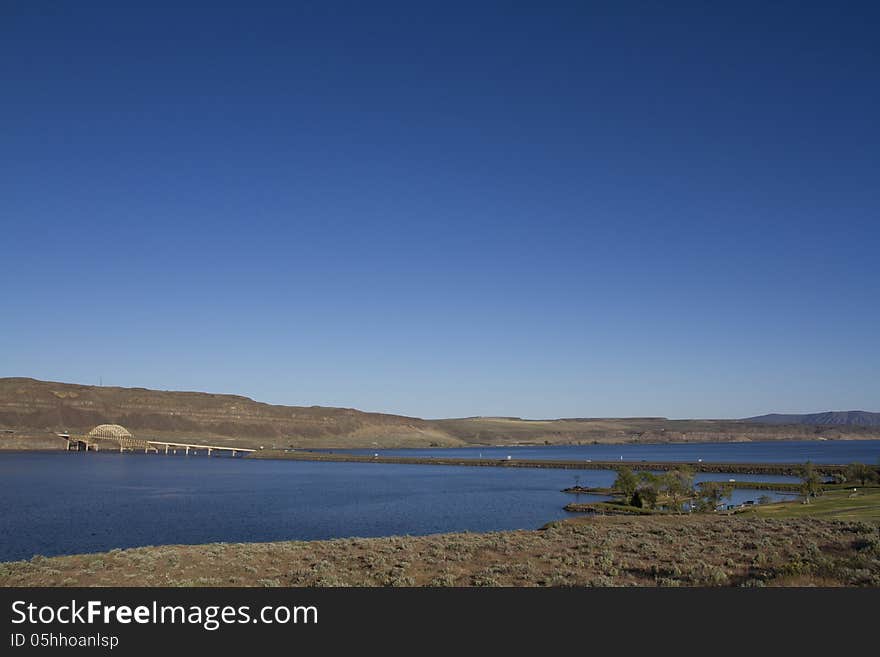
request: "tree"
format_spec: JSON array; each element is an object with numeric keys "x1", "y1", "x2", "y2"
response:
[
  {"x1": 632, "y1": 484, "x2": 658, "y2": 510},
  {"x1": 612, "y1": 467, "x2": 639, "y2": 504},
  {"x1": 845, "y1": 462, "x2": 879, "y2": 486},
  {"x1": 799, "y1": 461, "x2": 822, "y2": 503},
  {"x1": 633, "y1": 472, "x2": 662, "y2": 510},
  {"x1": 695, "y1": 481, "x2": 733, "y2": 512},
  {"x1": 663, "y1": 467, "x2": 695, "y2": 514}
]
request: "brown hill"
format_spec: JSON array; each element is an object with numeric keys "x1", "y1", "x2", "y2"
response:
[
  {"x1": 1, "y1": 377, "x2": 879, "y2": 450},
  {"x1": 0, "y1": 378, "x2": 452, "y2": 450},
  {"x1": 745, "y1": 411, "x2": 880, "y2": 427}
]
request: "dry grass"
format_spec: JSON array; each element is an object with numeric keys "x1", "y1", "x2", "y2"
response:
[
  {"x1": 2, "y1": 515, "x2": 877, "y2": 587},
  {"x1": 749, "y1": 488, "x2": 880, "y2": 521}
]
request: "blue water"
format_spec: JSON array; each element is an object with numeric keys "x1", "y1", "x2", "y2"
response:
[
  {"x1": 0, "y1": 441, "x2": 866, "y2": 561},
  {"x1": 330, "y1": 440, "x2": 880, "y2": 464},
  {"x1": 0, "y1": 452, "x2": 597, "y2": 561}
]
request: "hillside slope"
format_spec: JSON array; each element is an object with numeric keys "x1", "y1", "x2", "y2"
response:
[
  {"x1": 745, "y1": 411, "x2": 880, "y2": 426},
  {"x1": 0, "y1": 378, "x2": 453, "y2": 449},
  {"x1": 2, "y1": 378, "x2": 879, "y2": 450}
]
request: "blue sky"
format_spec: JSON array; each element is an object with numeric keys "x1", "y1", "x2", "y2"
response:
[{"x1": 1, "y1": 2, "x2": 878, "y2": 419}]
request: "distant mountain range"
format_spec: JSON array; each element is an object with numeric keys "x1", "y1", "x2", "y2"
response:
[{"x1": 744, "y1": 411, "x2": 880, "y2": 427}]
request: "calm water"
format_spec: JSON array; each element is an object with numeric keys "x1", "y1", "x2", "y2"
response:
[
  {"x1": 0, "y1": 452, "x2": 597, "y2": 561},
  {"x1": 332, "y1": 440, "x2": 880, "y2": 464},
  {"x1": 2, "y1": 441, "x2": 865, "y2": 561}
]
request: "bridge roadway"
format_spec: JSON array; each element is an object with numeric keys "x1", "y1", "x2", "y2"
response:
[
  {"x1": 144, "y1": 440, "x2": 255, "y2": 456},
  {"x1": 58, "y1": 433, "x2": 255, "y2": 456}
]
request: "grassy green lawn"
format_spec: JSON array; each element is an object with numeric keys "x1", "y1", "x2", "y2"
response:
[{"x1": 749, "y1": 487, "x2": 880, "y2": 521}]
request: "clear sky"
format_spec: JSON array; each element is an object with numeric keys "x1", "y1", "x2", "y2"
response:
[{"x1": 1, "y1": 2, "x2": 878, "y2": 419}]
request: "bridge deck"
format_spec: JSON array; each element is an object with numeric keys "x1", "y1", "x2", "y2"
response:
[
  {"x1": 146, "y1": 441, "x2": 256, "y2": 453},
  {"x1": 57, "y1": 433, "x2": 255, "y2": 454}
]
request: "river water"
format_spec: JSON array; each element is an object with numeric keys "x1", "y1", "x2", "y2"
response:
[
  {"x1": 331, "y1": 440, "x2": 880, "y2": 464},
  {"x1": 1, "y1": 440, "x2": 876, "y2": 562}
]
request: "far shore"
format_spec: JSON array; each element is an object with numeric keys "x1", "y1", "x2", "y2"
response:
[
  {"x1": 247, "y1": 449, "x2": 854, "y2": 476},
  {"x1": 4, "y1": 379, "x2": 880, "y2": 452},
  {"x1": 3, "y1": 433, "x2": 880, "y2": 454},
  {"x1": 0, "y1": 441, "x2": 870, "y2": 477}
]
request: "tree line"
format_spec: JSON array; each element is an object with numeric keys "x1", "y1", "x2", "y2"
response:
[{"x1": 611, "y1": 461, "x2": 879, "y2": 511}]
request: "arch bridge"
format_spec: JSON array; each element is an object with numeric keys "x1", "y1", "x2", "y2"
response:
[{"x1": 58, "y1": 424, "x2": 254, "y2": 457}]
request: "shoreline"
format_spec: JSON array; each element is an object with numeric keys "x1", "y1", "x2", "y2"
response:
[
  {"x1": 1, "y1": 476, "x2": 877, "y2": 586},
  {"x1": 2, "y1": 511, "x2": 877, "y2": 587},
  {"x1": 3, "y1": 434, "x2": 880, "y2": 454},
  {"x1": 249, "y1": 449, "x2": 852, "y2": 476},
  {"x1": 2, "y1": 444, "x2": 872, "y2": 476}
]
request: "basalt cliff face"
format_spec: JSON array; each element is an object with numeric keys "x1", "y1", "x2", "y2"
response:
[{"x1": 1, "y1": 377, "x2": 879, "y2": 450}]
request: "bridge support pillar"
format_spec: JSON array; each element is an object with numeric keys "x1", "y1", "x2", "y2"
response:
[
  {"x1": 208, "y1": 448, "x2": 212, "y2": 456},
  {"x1": 185, "y1": 446, "x2": 190, "y2": 455}
]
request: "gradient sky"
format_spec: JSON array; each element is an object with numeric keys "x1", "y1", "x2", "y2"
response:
[{"x1": 2, "y1": 2, "x2": 878, "y2": 419}]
